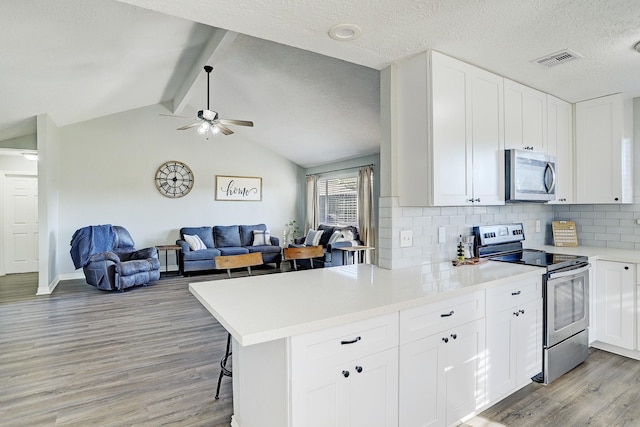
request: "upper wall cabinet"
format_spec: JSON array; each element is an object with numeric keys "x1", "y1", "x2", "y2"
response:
[
  {"x1": 575, "y1": 93, "x2": 632, "y2": 204},
  {"x1": 504, "y1": 79, "x2": 547, "y2": 152},
  {"x1": 396, "y1": 51, "x2": 505, "y2": 206},
  {"x1": 547, "y1": 95, "x2": 574, "y2": 204}
]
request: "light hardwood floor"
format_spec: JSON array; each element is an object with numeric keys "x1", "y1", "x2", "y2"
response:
[
  {"x1": 1, "y1": 267, "x2": 279, "y2": 426},
  {"x1": 3, "y1": 270, "x2": 640, "y2": 426},
  {"x1": 465, "y1": 346, "x2": 640, "y2": 427}
]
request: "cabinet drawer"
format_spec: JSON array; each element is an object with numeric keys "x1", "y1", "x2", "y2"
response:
[
  {"x1": 486, "y1": 276, "x2": 542, "y2": 312},
  {"x1": 400, "y1": 291, "x2": 485, "y2": 345},
  {"x1": 291, "y1": 313, "x2": 399, "y2": 368}
]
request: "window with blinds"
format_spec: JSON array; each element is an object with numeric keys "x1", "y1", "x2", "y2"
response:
[{"x1": 317, "y1": 175, "x2": 358, "y2": 226}]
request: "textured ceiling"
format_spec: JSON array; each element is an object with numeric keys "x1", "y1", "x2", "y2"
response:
[
  {"x1": 118, "y1": 0, "x2": 640, "y2": 103},
  {"x1": 2, "y1": 0, "x2": 639, "y2": 167}
]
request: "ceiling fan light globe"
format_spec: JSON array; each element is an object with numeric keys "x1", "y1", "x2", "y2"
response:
[
  {"x1": 197, "y1": 122, "x2": 210, "y2": 134},
  {"x1": 210, "y1": 125, "x2": 220, "y2": 135}
]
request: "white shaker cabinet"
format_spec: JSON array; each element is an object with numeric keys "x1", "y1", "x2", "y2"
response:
[
  {"x1": 399, "y1": 291, "x2": 485, "y2": 427},
  {"x1": 504, "y1": 79, "x2": 547, "y2": 152},
  {"x1": 575, "y1": 93, "x2": 631, "y2": 204},
  {"x1": 291, "y1": 313, "x2": 399, "y2": 427},
  {"x1": 293, "y1": 347, "x2": 398, "y2": 427},
  {"x1": 546, "y1": 95, "x2": 574, "y2": 204},
  {"x1": 396, "y1": 50, "x2": 504, "y2": 206},
  {"x1": 485, "y1": 277, "x2": 542, "y2": 403},
  {"x1": 595, "y1": 260, "x2": 635, "y2": 349}
]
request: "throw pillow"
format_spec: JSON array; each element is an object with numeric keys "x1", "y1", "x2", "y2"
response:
[
  {"x1": 340, "y1": 229, "x2": 355, "y2": 241},
  {"x1": 184, "y1": 234, "x2": 207, "y2": 251},
  {"x1": 252, "y1": 230, "x2": 272, "y2": 246},
  {"x1": 328, "y1": 230, "x2": 343, "y2": 244},
  {"x1": 304, "y1": 229, "x2": 324, "y2": 246}
]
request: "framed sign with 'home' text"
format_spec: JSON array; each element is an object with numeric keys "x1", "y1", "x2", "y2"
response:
[{"x1": 215, "y1": 175, "x2": 262, "y2": 201}]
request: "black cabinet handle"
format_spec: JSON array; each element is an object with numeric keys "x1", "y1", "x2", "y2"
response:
[
  {"x1": 342, "y1": 370, "x2": 350, "y2": 378},
  {"x1": 625, "y1": 266, "x2": 629, "y2": 270},
  {"x1": 341, "y1": 336, "x2": 361, "y2": 345},
  {"x1": 514, "y1": 311, "x2": 520, "y2": 317},
  {"x1": 519, "y1": 309, "x2": 525, "y2": 314},
  {"x1": 451, "y1": 333, "x2": 457, "y2": 340},
  {"x1": 511, "y1": 291, "x2": 521, "y2": 296},
  {"x1": 355, "y1": 366, "x2": 363, "y2": 373},
  {"x1": 442, "y1": 337, "x2": 449, "y2": 343},
  {"x1": 440, "y1": 311, "x2": 454, "y2": 318}
]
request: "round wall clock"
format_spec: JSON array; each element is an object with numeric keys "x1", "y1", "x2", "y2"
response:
[{"x1": 154, "y1": 160, "x2": 194, "y2": 198}]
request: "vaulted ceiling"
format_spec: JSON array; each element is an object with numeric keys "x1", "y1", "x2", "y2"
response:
[{"x1": 2, "y1": 0, "x2": 639, "y2": 167}]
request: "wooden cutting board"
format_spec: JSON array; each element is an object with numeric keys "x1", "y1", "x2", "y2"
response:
[{"x1": 552, "y1": 220, "x2": 578, "y2": 247}]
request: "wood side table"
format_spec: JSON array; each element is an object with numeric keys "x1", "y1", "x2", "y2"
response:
[
  {"x1": 335, "y1": 246, "x2": 375, "y2": 265},
  {"x1": 156, "y1": 244, "x2": 182, "y2": 277}
]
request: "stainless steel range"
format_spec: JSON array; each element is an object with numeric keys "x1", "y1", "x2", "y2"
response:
[{"x1": 473, "y1": 223, "x2": 590, "y2": 385}]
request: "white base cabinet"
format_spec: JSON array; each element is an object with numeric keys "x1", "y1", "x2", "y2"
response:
[
  {"x1": 293, "y1": 347, "x2": 398, "y2": 427},
  {"x1": 595, "y1": 260, "x2": 635, "y2": 349},
  {"x1": 399, "y1": 291, "x2": 486, "y2": 427},
  {"x1": 291, "y1": 313, "x2": 399, "y2": 427},
  {"x1": 486, "y1": 277, "x2": 542, "y2": 402},
  {"x1": 399, "y1": 319, "x2": 485, "y2": 427}
]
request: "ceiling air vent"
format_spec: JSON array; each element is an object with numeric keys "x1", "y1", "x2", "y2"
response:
[{"x1": 534, "y1": 49, "x2": 582, "y2": 68}]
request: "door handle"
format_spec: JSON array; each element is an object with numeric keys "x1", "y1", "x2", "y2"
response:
[
  {"x1": 544, "y1": 162, "x2": 557, "y2": 194},
  {"x1": 340, "y1": 336, "x2": 361, "y2": 345}
]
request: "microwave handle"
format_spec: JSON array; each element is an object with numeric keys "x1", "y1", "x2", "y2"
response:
[{"x1": 544, "y1": 162, "x2": 556, "y2": 194}]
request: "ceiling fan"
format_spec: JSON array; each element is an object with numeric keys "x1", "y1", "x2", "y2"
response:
[{"x1": 162, "y1": 65, "x2": 253, "y2": 136}]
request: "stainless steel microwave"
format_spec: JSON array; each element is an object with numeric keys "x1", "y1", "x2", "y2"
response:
[{"x1": 505, "y1": 149, "x2": 556, "y2": 202}]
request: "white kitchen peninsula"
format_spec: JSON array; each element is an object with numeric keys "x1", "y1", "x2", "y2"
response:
[{"x1": 189, "y1": 262, "x2": 542, "y2": 427}]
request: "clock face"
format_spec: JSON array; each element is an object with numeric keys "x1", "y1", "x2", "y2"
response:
[{"x1": 155, "y1": 161, "x2": 194, "y2": 198}]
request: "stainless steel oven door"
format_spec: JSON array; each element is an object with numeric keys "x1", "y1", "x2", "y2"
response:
[{"x1": 545, "y1": 264, "x2": 590, "y2": 347}]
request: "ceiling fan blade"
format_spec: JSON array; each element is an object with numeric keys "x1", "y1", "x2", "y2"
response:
[
  {"x1": 219, "y1": 119, "x2": 254, "y2": 127},
  {"x1": 177, "y1": 122, "x2": 201, "y2": 130},
  {"x1": 160, "y1": 114, "x2": 193, "y2": 119},
  {"x1": 216, "y1": 124, "x2": 234, "y2": 135}
]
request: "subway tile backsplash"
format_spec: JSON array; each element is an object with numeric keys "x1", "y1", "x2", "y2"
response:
[
  {"x1": 379, "y1": 196, "x2": 554, "y2": 269},
  {"x1": 379, "y1": 197, "x2": 640, "y2": 269},
  {"x1": 553, "y1": 203, "x2": 640, "y2": 250}
]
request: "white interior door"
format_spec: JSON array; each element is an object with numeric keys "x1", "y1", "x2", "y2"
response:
[{"x1": 3, "y1": 174, "x2": 39, "y2": 273}]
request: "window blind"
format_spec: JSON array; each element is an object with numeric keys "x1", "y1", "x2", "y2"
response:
[{"x1": 317, "y1": 175, "x2": 358, "y2": 226}]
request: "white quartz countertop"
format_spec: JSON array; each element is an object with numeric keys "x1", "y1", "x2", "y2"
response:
[
  {"x1": 189, "y1": 261, "x2": 542, "y2": 347},
  {"x1": 529, "y1": 244, "x2": 640, "y2": 263}
]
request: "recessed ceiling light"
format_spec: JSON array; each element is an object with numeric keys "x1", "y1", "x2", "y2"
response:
[{"x1": 328, "y1": 24, "x2": 362, "y2": 41}]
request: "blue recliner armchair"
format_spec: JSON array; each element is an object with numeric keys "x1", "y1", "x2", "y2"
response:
[{"x1": 70, "y1": 225, "x2": 161, "y2": 291}]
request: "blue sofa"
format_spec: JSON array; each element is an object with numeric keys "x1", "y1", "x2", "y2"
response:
[
  {"x1": 176, "y1": 224, "x2": 281, "y2": 275},
  {"x1": 291, "y1": 224, "x2": 362, "y2": 267}
]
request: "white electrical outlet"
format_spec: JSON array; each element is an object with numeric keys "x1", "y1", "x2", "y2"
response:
[
  {"x1": 400, "y1": 230, "x2": 413, "y2": 248},
  {"x1": 438, "y1": 227, "x2": 446, "y2": 243},
  {"x1": 535, "y1": 220, "x2": 541, "y2": 233}
]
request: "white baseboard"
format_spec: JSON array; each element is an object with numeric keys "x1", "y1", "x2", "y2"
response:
[{"x1": 590, "y1": 341, "x2": 640, "y2": 361}]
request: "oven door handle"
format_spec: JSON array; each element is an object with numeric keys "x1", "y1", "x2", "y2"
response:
[{"x1": 547, "y1": 263, "x2": 591, "y2": 280}]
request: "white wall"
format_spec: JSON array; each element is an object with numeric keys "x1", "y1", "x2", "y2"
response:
[
  {"x1": 37, "y1": 114, "x2": 60, "y2": 293},
  {"x1": 57, "y1": 103, "x2": 301, "y2": 276},
  {"x1": 0, "y1": 153, "x2": 38, "y2": 171}
]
